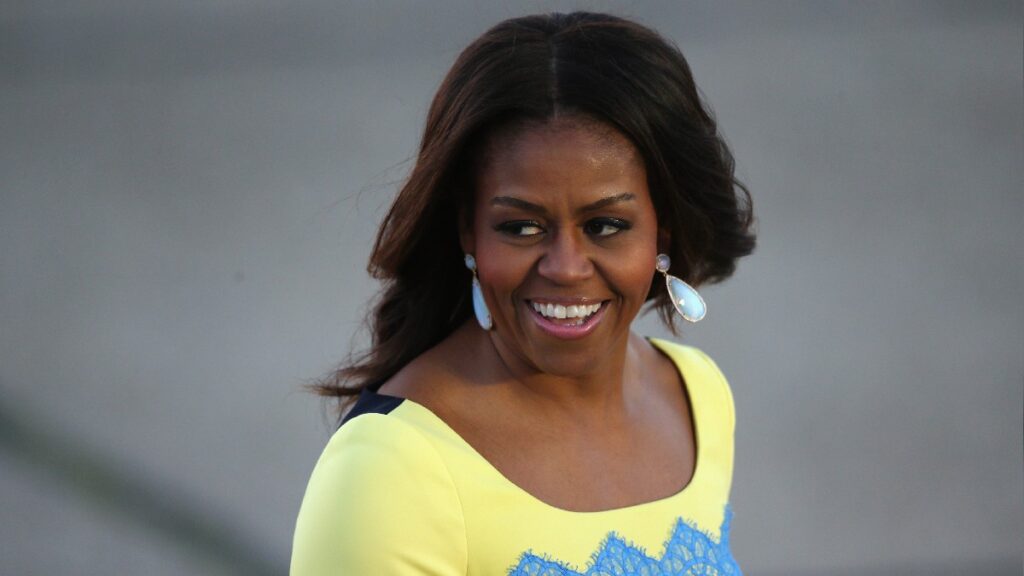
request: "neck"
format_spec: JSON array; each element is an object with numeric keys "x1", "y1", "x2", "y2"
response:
[{"x1": 477, "y1": 324, "x2": 642, "y2": 422}]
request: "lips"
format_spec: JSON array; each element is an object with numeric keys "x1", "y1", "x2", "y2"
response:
[{"x1": 525, "y1": 299, "x2": 608, "y2": 339}]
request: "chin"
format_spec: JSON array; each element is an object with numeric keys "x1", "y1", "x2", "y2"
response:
[{"x1": 493, "y1": 300, "x2": 635, "y2": 377}]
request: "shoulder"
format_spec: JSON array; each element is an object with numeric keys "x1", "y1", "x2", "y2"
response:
[
  {"x1": 648, "y1": 338, "x2": 736, "y2": 432},
  {"x1": 373, "y1": 324, "x2": 496, "y2": 425},
  {"x1": 375, "y1": 324, "x2": 476, "y2": 405},
  {"x1": 290, "y1": 404, "x2": 467, "y2": 575}
]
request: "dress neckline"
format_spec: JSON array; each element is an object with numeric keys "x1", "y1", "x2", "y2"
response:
[{"x1": 358, "y1": 337, "x2": 705, "y2": 516}]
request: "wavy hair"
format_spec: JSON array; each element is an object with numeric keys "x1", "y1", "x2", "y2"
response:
[{"x1": 316, "y1": 12, "x2": 756, "y2": 407}]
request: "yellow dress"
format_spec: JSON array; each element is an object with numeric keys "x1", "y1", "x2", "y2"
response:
[{"x1": 291, "y1": 339, "x2": 741, "y2": 575}]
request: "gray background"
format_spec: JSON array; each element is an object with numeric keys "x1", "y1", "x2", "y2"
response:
[{"x1": 2, "y1": 1, "x2": 1021, "y2": 575}]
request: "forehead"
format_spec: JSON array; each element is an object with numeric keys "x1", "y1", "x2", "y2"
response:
[{"x1": 474, "y1": 117, "x2": 647, "y2": 203}]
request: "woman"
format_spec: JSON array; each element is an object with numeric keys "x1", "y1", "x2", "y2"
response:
[{"x1": 292, "y1": 12, "x2": 755, "y2": 575}]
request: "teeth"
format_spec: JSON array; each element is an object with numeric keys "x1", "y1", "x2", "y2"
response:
[{"x1": 531, "y1": 301, "x2": 602, "y2": 319}]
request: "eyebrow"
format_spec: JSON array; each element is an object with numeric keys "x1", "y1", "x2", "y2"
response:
[{"x1": 489, "y1": 193, "x2": 636, "y2": 215}]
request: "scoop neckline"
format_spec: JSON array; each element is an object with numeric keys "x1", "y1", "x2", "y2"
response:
[{"x1": 368, "y1": 337, "x2": 704, "y2": 516}]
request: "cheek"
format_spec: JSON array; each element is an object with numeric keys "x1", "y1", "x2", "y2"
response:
[
  {"x1": 473, "y1": 237, "x2": 533, "y2": 299},
  {"x1": 624, "y1": 257, "x2": 658, "y2": 299},
  {"x1": 604, "y1": 235, "x2": 658, "y2": 301}
]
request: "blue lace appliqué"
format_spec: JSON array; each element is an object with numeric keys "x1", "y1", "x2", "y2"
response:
[{"x1": 509, "y1": 506, "x2": 740, "y2": 576}]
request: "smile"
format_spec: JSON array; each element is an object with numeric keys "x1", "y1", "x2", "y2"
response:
[
  {"x1": 531, "y1": 301, "x2": 602, "y2": 323},
  {"x1": 526, "y1": 299, "x2": 608, "y2": 339}
]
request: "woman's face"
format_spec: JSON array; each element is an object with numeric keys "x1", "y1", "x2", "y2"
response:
[{"x1": 462, "y1": 118, "x2": 661, "y2": 377}]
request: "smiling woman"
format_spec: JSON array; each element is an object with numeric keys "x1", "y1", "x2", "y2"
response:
[
  {"x1": 292, "y1": 11, "x2": 755, "y2": 576},
  {"x1": 467, "y1": 119, "x2": 659, "y2": 376}
]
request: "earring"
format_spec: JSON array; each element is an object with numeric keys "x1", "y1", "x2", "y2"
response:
[
  {"x1": 464, "y1": 254, "x2": 493, "y2": 330},
  {"x1": 655, "y1": 253, "x2": 706, "y2": 323}
]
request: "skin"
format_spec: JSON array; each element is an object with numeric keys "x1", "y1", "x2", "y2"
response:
[{"x1": 379, "y1": 117, "x2": 696, "y2": 512}]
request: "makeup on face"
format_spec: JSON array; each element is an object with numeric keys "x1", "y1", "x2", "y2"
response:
[{"x1": 465, "y1": 117, "x2": 660, "y2": 374}]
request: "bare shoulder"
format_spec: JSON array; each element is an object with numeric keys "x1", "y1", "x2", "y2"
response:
[
  {"x1": 376, "y1": 350, "x2": 450, "y2": 404},
  {"x1": 632, "y1": 333, "x2": 682, "y2": 381},
  {"x1": 376, "y1": 322, "x2": 479, "y2": 406},
  {"x1": 625, "y1": 332, "x2": 690, "y2": 413}
]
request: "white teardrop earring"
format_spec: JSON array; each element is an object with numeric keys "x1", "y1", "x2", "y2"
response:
[
  {"x1": 464, "y1": 254, "x2": 493, "y2": 330},
  {"x1": 655, "y1": 253, "x2": 706, "y2": 323}
]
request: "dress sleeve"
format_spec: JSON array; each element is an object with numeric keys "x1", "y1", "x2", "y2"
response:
[{"x1": 290, "y1": 413, "x2": 467, "y2": 576}]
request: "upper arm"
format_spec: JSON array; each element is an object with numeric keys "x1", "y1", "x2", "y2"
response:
[{"x1": 290, "y1": 414, "x2": 467, "y2": 576}]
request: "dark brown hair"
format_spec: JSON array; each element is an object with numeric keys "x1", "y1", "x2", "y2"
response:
[{"x1": 316, "y1": 12, "x2": 755, "y2": 407}]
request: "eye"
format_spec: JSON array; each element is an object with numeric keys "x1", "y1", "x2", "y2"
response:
[
  {"x1": 584, "y1": 217, "x2": 631, "y2": 237},
  {"x1": 495, "y1": 221, "x2": 545, "y2": 237}
]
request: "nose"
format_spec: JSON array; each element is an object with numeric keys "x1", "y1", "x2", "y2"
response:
[{"x1": 537, "y1": 229, "x2": 593, "y2": 285}]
